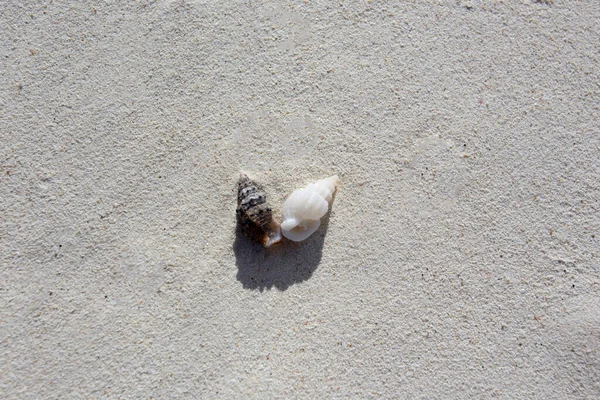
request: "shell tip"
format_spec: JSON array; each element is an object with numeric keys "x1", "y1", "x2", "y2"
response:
[{"x1": 263, "y1": 224, "x2": 282, "y2": 248}]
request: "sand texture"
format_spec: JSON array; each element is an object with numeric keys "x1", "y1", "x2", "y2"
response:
[{"x1": 1, "y1": 1, "x2": 599, "y2": 398}]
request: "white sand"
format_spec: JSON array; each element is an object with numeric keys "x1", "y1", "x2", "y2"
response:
[{"x1": 1, "y1": 1, "x2": 599, "y2": 398}]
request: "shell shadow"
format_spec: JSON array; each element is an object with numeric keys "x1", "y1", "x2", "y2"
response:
[{"x1": 233, "y1": 204, "x2": 333, "y2": 291}]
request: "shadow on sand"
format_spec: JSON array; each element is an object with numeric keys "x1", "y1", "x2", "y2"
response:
[{"x1": 233, "y1": 211, "x2": 331, "y2": 291}]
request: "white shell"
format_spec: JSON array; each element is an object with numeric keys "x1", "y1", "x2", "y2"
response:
[{"x1": 281, "y1": 175, "x2": 340, "y2": 242}]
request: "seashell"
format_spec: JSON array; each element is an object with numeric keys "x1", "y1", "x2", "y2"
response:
[
  {"x1": 280, "y1": 175, "x2": 340, "y2": 242},
  {"x1": 236, "y1": 172, "x2": 282, "y2": 247}
]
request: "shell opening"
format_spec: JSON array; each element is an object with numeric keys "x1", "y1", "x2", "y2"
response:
[{"x1": 281, "y1": 219, "x2": 321, "y2": 242}]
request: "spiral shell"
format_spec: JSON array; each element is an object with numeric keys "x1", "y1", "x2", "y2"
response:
[
  {"x1": 236, "y1": 172, "x2": 282, "y2": 247},
  {"x1": 281, "y1": 175, "x2": 340, "y2": 242}
]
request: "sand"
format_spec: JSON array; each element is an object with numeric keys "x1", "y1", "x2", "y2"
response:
[{"x1": 1, "y1": 1, "x2": 599, "y2": 398}]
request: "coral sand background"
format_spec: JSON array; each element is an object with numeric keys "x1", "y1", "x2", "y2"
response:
[{"x1": 1, "y1": 1, "x2": 599, "y2": 398}]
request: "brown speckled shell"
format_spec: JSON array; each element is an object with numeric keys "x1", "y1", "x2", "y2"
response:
[{"x1": 236, "y1": 173, "x2": 281, "y2": 247}]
